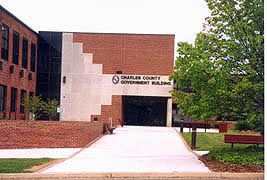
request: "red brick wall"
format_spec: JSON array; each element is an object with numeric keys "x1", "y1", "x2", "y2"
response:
[
  {"x1": 73, "y1": 33, "x2": 174, "y2": 123},
  {"x1": 0, "y1": 120, "x2": 104, "y2": 149},
  {"x1": 0, "y1": 7, "x2": 38, "y2": 120},
  {"x1": 91, "y1": 95, "x2": 122, "y2": 126},
  {"x1": 73, "y1": 33, "x2": 174, "y2": 75}
]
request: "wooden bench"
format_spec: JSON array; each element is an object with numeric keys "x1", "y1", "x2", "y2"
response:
[
  {"x1": 103, "y1": 123, "x2": 115, "y2": 134},
  {"x1": 180, "y1": 121, "x2": 217, "y2": 133},
  {"x1": 224, "y1": 134, "x2": 264, "y2": 148},
  {"x1": 118, "y1": 118, "x2": 125, "y2": 127}
]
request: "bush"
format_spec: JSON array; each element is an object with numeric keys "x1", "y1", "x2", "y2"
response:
[
  {"x1": 235, "y1": 116, "x2": 264, "y2": 135},
  {"x1": 22, "y1": 95, "x2": 59, "y2": 120},
  {"x1": 42, "y1": 99, "x2": 58, "y2": 120},
  {"x1": 235, "y1": 120, "x2": 251, "y2": 131},
  {"x1": 208, "y1": 146, "x2": 264, "y2": 165},
  {"x1": 22, "y1": 95, "x2": 44, "y2": 120}
]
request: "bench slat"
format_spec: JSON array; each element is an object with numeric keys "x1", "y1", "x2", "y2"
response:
[{"x1": 224, "y1": 134, "x2": 264, "y2": 145}]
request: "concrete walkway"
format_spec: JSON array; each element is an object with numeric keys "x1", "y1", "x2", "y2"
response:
[{"x1": 42, "y1": 126, "x2": 210, "y2": 173}]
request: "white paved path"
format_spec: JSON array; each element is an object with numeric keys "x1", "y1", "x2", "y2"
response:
[{"x1": 42, "y1": 126, "x2": 210, "y2": 173}]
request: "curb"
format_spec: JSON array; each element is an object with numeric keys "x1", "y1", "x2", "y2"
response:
[
  {"x1": 173, "y1": 127, "x2": 197, "y2": 155},
  {"x1": 111, "y1": 172, "x2": 264, "y2": 179},
  {"x1": 0, "y1": 172, "x2": 264, "y2": 179}
]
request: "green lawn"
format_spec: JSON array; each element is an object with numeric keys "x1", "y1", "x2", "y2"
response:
[
  {"x1": 182, "y1": 132, "x2": 264, "y2": 165},
  {"x1": 0, "y1": 158, "x2": 54, "y2": 173}
]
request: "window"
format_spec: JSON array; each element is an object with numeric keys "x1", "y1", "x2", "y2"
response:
[
  {"x1": 0, "y1": 85, "x2": 7, "y2": 112},
  {"x1": 30, "y1": 43, "x2": 36, "y2": 72},
  {"x1": 22, "y1": 38, "x2": 28, "y2": 69},
  {"x1": 1, "y1": 24, "x2": 9, "y2": 60},
  {"x1": 12, "y1": 32, "x2": 19, "y2": 65},
  {"x1": 20, "y1": 89, "x2": 26, "y2": 113},
  {"x1": 10, "y1": 87, "x2": 17, "y2": 112}
]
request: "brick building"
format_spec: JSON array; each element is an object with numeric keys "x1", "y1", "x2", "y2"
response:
[
  {"x1": 0, "y1": 6, "x2": 37, "y2": 120},
  {"x1": 38, "y1": 32, "x2": 175, "y2": 126},
  {"x1": 0, "y1": 5, "x2": 175, "y2": 126}
]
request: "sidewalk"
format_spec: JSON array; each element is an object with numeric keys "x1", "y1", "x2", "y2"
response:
[
  {"x1": 0, "y1": 148, "x2": 81, "y2": 159},
  {"x1": 41, "y1": 126, "x2": 210, "y2": 173}
]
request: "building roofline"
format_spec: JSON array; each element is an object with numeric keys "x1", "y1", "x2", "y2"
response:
[
  {"x1": 0, "y1": 5, "x2": 37, "y2": 35},
  {"x1": 38, "y1": 30, "x2": 175, "y2": 37}
]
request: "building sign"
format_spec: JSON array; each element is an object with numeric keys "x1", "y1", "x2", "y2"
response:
[
  {"x1": 112, "y1": 75, "x2": 120, "y2": 84},
  {"x1": 112, "y1": 75, "x2": 171, "y2": 86}
]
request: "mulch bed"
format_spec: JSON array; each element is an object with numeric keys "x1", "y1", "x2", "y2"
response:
[{"x1": 199, "y1": 155, "x2": 264, "y2": 173}]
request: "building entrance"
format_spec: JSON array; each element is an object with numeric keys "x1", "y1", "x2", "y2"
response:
[{"x1": 123, "y1": 96, "x2": 167, "y2": 126}]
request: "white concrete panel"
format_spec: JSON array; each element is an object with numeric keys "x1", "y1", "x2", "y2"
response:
[
  {"x1": 62, "y1": 63, "x2": 72, "y2": 74},
  {"x1": 167, "y1": 98, "x2": 172, "y2": 127},
  {"x1": 91, "y1": 64, "x2": 102, "y2": 74},
  {"x1": 83, "y1": 53, "x2": 93, "y2": 64},
  {"x1": 60, "y1": 103, "x2": 71, "y2": 120},
  {"x1": 62, "y1": 34, "x2": 73, "y2": 63},
  {"x1": 72, "y1": 61, "x2": 84, "y2": 74},
  {"x1": 61, "y1": 75, "x2": 72, "y2": 92},
  {"x1": 100, "y1": 95, "x2": 112, "y2": 105},
  {"x1": 71, "y1": 93, "x2": 83, "y2": 104},
  {"x1": 61, "y1": 93, "x2": 71, "y2": 104},
  {"x1": 73, "y1": 43, "x2": 83, "y2": 56},
  {"x1": 62, "y1": 51, "x2": 73, "y2": 63}
]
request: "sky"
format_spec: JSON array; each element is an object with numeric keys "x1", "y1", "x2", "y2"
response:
[{"x1": 0, "y1": 0, "x2": 210, "y2": 46}]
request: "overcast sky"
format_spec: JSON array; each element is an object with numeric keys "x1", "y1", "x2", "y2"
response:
[{"x1": 0, "y1": 0, "x2": 210, "y2": 46}]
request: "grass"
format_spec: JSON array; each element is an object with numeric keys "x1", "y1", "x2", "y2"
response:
[
  {"x1": 182, "y1": 132, "x2": 264, "y2": 165},
  {"x1": 182, "y1": 133, "x2": 226, "y2": 150},
  {"x1": 0, "y1": 158, "x2": 54, "y2": 173}
]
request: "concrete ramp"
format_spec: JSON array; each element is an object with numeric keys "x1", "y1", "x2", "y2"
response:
[{"x1": 42, "y1": 126, "x2": 210, "y2": 173}]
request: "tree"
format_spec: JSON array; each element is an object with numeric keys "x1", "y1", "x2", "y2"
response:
[
  {"x1": 42, "y1": 99, "x2": 59, "y2": 120},
  {"x1": 170, "y1": 0, "x2": 264, "y2": 134},
  {"x1": 22, "y1": 95, "x2": 44, "y2": 120}
]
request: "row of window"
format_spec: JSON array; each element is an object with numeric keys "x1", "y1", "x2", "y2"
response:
[
  {"x1": 0, "y1": 84, "x2": 33, "y2": 113},
  {"x1": 1, "y1": 24, "x2": 36, "y2": 72}
]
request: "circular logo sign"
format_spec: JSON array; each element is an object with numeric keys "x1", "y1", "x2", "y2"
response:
[{"x1": 112, "y1": 75, "x2": 120, "y2": 84}]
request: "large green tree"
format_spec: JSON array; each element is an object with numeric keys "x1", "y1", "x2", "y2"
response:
[{"x1": 170, "y1": 0, "x2": 264, "y2": 133}]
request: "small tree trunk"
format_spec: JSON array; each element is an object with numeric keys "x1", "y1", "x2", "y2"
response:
[{"x1": 29, "y1": 112, "x2": 35, "y2": 120}]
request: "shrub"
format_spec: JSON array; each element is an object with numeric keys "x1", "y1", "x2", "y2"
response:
[
  {"x1": 22, "y1": 95, "x2": 59, "y2": 121},
  {"x1": 235, "y1": 120, "x2": 251, "y2": 131},
  {"x1": 208, "y1": 146, "x2": 264, "y2": 165},
  {"x1": 42, "y1": 99, "x2": 58, "y2": 120},
  {"x1": 22, "y1": 95, "x2": 44, "y2": 120}
]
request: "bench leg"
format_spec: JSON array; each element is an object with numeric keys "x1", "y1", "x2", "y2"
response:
[{"x1": 231, "y1": 143, "x2": 233, "y2": 148}]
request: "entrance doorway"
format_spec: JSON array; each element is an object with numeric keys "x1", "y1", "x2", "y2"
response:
[{"x1": 123, "y1": 96, "x2": 167, "y2": 126}]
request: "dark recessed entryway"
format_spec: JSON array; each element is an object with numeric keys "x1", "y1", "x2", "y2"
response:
[{"x1": 123, "y1": 96, "x2": 167, "y2": 126}]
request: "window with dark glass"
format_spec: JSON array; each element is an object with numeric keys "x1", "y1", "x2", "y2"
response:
[
  {"x1": 0, "y1": 85, "x2": 7, "y2": 112},
  {"x1": 22, "y1": 38, "x2": 28, "y2": 69},
  {"x1": 37, "y1": 32, "x2": 62, "y2": 103},
  {"x1": 12, "y1": 32, "x2": 19, "y2": 65},
  {"x1": 1, "y1": 24, "x2": 9, "y2": 60},
  {"x1": 30, "y1": 43, "x2": 36, "y2": 72},
  {"x1": 20, "y1": 89, "x2": 26, "y2": 113},
  {"x1": 10, "y1": 87, "x2": 17, "y2": 112}
]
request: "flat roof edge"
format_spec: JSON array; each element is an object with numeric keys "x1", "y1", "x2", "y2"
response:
[
  {"x1": 0, "y1": 5, "x2": 37, "y2": 35},
  {"x1": 38, "y1": 31, "x2": 175, "y2": 37}
]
